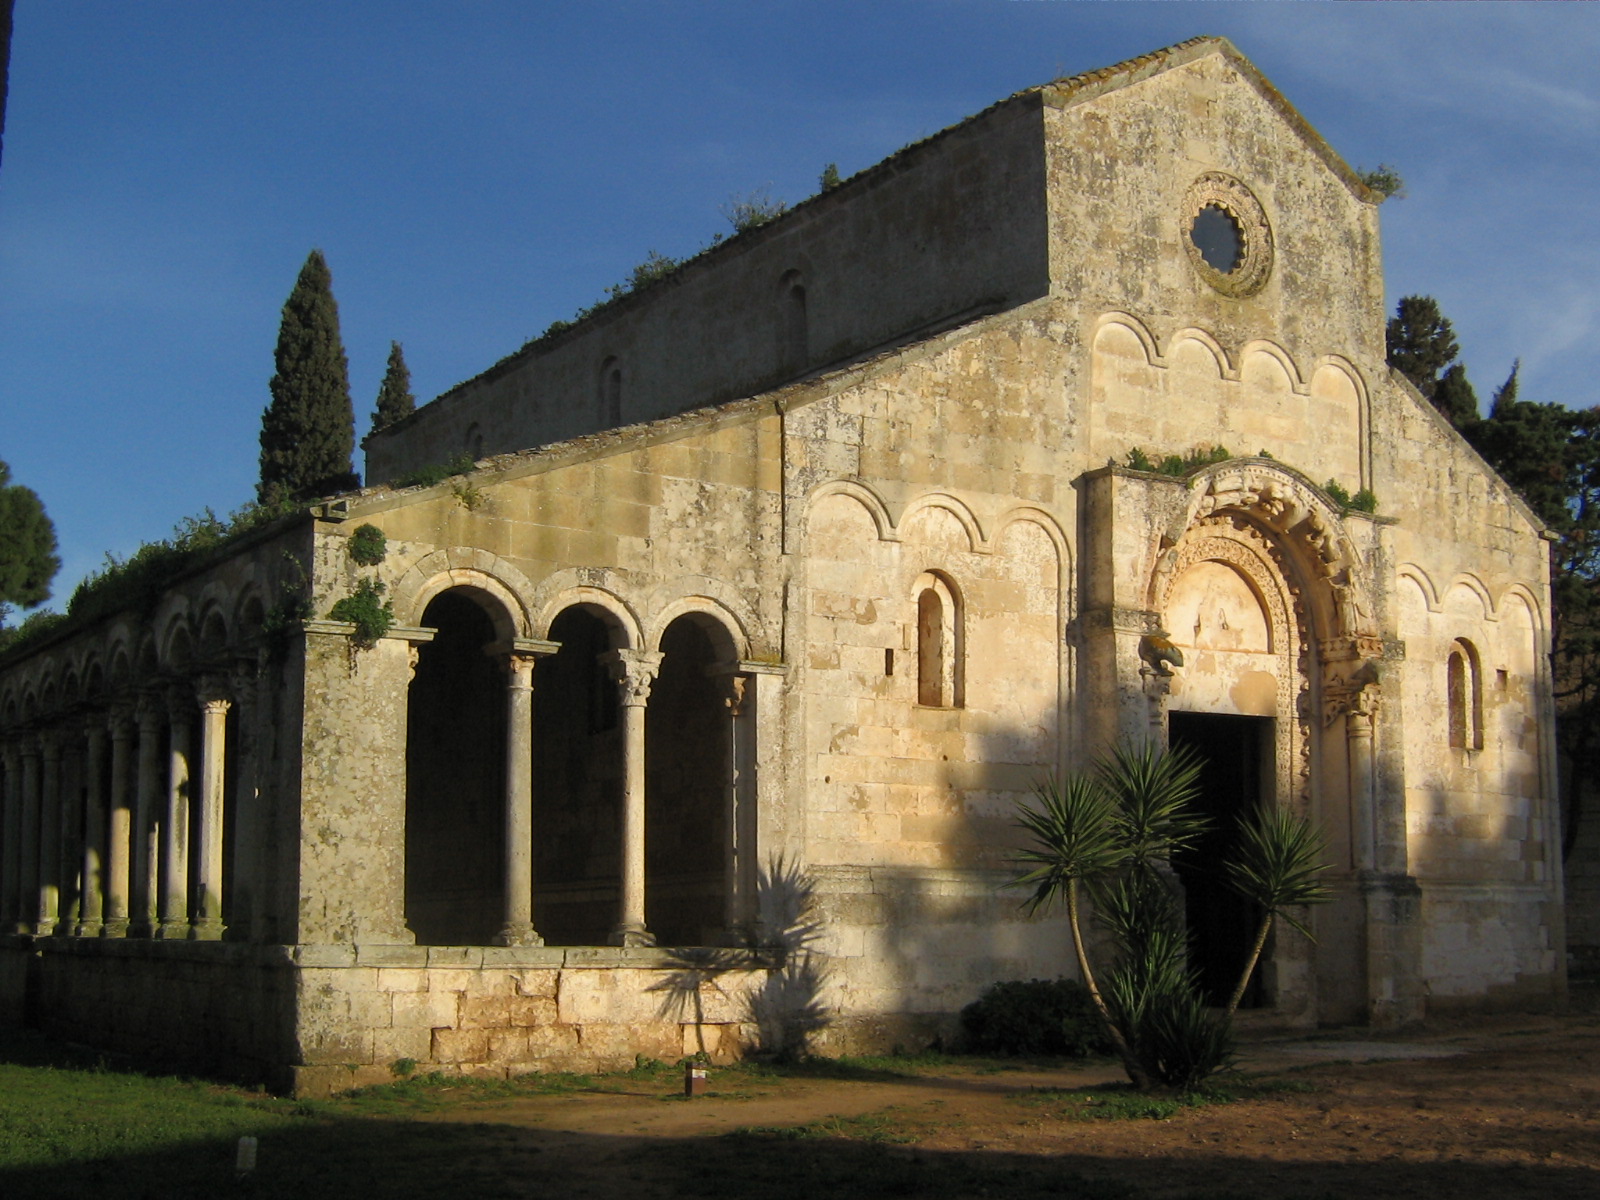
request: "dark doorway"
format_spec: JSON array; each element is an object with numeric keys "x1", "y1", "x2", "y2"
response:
[
  {"x1": 532, "y1": 607, "x2": 622, "y2": 946},
  {"x1": 406, "y1": 590, "x2": 506, "y2": 946},
  {"x1": 1169, "y1": 712, "x2": 1272, "y2": 1008}
]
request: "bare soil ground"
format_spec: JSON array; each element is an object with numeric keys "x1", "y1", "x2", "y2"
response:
[{"x1": 404, "y1": 1008, "x2": 1600, "y2": 1200}]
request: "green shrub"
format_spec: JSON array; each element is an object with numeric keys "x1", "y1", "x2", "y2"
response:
[
  {"x1": 959, "y1": 978, "x2": 1112, "y2": 1058},
  {"x1": 347, "y1": 524, "x2": 387, "y2": 566},
  {"x1": 328, "y1": 577, "x2": 394, "y2": 649}
]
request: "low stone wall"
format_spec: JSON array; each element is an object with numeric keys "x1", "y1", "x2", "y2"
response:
[
  {"x1": 0, "y1": 936, "x2": 298, "y2": 1085},
  {"x1": 287, "y1": 945, "x2": 784, "y2": 1097}
]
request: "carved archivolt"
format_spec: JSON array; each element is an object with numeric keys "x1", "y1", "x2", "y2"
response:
[{"x1": 1157, "y1": 462, "x2": 1377, "y2": 646}]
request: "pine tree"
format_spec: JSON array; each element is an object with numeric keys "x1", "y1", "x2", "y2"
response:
[
  {"x1": 258, "y1": 249, "x2": 360, "y2": 505},
  {"x1": 0, "y1": 459, "x2": 60, "y2": 622},
  {"x1": 370, "y1": 341, "x2": 416, "y2": 435}
]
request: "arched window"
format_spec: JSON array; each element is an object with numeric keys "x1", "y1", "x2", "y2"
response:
[
  {"x1": 1447, "y1": 639, "x2": 1483, "y2": 751},
  {"x1": 779, "y1": 270, "x2": 807, "y2": 374},
  {"x1": 599, "y1": 357, "x2": 622, "y2": 426},
  {"x1": 913, "y1": 571, "x2": 963, "y2": 708},
  {"x1": 464, "y1": 422, "x2": 484, "y2": 460}
]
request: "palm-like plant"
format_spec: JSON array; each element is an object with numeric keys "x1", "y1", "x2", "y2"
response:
[
  {"x1": 1221, "y1": 806, "x2": 1332, "y2": 1017},
  {"x1": 1011, "y1": 772, "x2": 1143, "y2": 1081},
  {"x1": 1011, "y1": 742, "x2": 1209, "y2": 1089}
]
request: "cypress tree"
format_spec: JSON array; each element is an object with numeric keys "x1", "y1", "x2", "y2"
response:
[
  {"x1": 258, "y1": 249, "x2": 360, "y2": 505},
  {"x1": 370, "y1": 341, "x2": 416, "y2": 435}
]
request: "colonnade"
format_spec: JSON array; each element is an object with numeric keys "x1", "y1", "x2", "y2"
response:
[
  {"x1": 0, "y1": 667, "x2": 264, "y2": 944},
  {"x1": 489, "y1": 639, "x2": 763, "y2": 949}
]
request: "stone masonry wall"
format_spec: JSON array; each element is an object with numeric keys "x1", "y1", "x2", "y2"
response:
[{"x1": 289, "y1": 947, "x2": 773, "y2": 1097}]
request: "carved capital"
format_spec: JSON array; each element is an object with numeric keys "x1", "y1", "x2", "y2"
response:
[
  {"x1": 604, "y1": 649, "x2": 663, "y2": 707},
  {"x1": 1323, "y1": 658, "x2": 1381, "y2": 727}
]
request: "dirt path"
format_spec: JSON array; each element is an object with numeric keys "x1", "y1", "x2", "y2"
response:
[{"x1": 409, "y1": 1013, "x2": 1600, "y2": 1199}]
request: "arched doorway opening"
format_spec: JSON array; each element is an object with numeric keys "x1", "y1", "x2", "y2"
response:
[
  {"x1": 645, "y1": 614, "x2": 737, "y2": 946},
  {"x1": 406, "y1": 589, "x2": 506, "y2": 945},
  {"x1": 533, "y1": 606, "x2": 625, "y2": 945}
]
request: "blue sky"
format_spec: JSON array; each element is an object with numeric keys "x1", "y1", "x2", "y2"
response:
[{"x1": 2, "y1": 1, "x2": 1597, "y2": 611}]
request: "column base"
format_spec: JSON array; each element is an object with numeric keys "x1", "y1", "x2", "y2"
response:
[
  {"x1": 31, "y1": 921, "x2": 58, "y2": 937},
  {"x1": 100, "y1": 919, "x2": 130, "y2": 939},
  {"x1": 73, "y1": 921, "x2": 104, "y2": 938},
  {"x1": 188, "y1": 919, "x2": 225, "y2": 942},
  {"x1": 155, "y1": 921, "x2": 190, "y2": 940},
  {"x1": 493, "y1": 924, "x2": 545, "y2": 948},
  {"x1": 609, "y1": 925, "x2": 656, "y2": 948}
]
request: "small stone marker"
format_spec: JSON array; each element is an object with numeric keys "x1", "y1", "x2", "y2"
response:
[
  {"x1": 684, "y1": 1062, "x2": 708, "y2": 1097},
  {"x1": 235, "y1": 1135, "x2": 258, "y2": 1177}
]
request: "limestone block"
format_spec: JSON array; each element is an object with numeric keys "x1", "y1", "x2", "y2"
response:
[
  {"x1": 459, "y1": 995, "x2": 513, "y2": 1029},
  {"x1": 376, "y1": 968, "x2": 427, "y2": 994},
  {"x1": 507, "y1": 994, "x2": 559, "y2": 1026},
  {"x1": 558, "y1": 968, "x2": 672, "y2": 1025},
  {"x1": 392, "y1": 989, "x2": 459, "y2": 1029},
  {"x1": 431, "y1": 1027, "x2": 490, "y2": 1064},
  {"x1": 373, "y1": 1025, "x2": 432, "y2": 1066},
  {"x1": 511, "y1": 969, "x2": 560, "y2": 998}
]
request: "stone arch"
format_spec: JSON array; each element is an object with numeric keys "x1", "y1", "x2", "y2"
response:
[
  {"x1": 405, "y1": 582, "x2": 524, "y2": 946},
  {"x1": 1442, "y1": 574, "x2": 1495, "y2": 623},
  {"x1": 1094, "y1": 311, "x2": 1162, "y2": 367},
  {"x1": 1396, "y1": 564, "x2": 1441, "y2": 613},
  {"x1": 1152, "y1": 499, "x2": 1317, "y2": 1012},
  {"x1": 644, "y1": 592, "x2": 753, "y2": 660},
  {"x1": 803, "y1": 479, "x2": 896, "y2": 544},
  {"x1": 531, "y1": 582, "x2": 641, "y2": 650},
  {"x1": 1163, "y1": 460, "x2": 1369, "y2": 644},
  {"x1": 899, "y1": 492, "x2": 985, "y2": 554},
  {"x1": 598, "y1": 355, "x2": 622, "y2": 426},
  {"x1": 393, "y1": 549, "x2": 536, "y2": 639},
  {"x1": 778, "y1": 267, "x2": 808, "y2": 374},
  {"x1": 1166, "y1": 326, "x2": 1234, "y2": 378},
  {"x1": 910, "y1": 569, "x2": 964, "y2": 708},
  {"x1": 160, "y1": 615, "x2": 195, "y2": 674},
  {"x1": 645, "y1": 607, "x2": 746, "y2": 944},
  {"x1": 1240, "y1": 339, "x2": 1308, "y2": 394}
]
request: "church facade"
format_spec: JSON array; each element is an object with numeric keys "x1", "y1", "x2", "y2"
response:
[{"x1": 0, "y1": 39, "x2": 1564, "y2": 1094}]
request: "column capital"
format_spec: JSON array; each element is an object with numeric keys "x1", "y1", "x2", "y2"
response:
[
  {"x1": 604, "y1": 649, "x2": 664, "y2": 708},
  {"x1": 195, "y1": 674, "x2": 232, "y2": 711}
]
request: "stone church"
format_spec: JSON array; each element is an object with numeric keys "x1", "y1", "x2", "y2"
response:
[{"x1": 0, "y1": 38, "x2": 1565, "y2": 1094}]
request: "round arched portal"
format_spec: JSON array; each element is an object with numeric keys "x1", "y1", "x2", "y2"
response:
[
  {"x1": 406, "y1": 588, "x2": 508, "y2": 946},
  {"x1": 1157, "y1": 521, "x2": 1303, "y2": 1010},
  {"x1": 645, "y1": 613, "x2": 740, "y2": 946},
  {"x1": 532, "y1": 604, "x2": 628, "y2": 945}
]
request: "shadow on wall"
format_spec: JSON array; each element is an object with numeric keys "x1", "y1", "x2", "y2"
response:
[{"x1": 649, "y1": 856, "x2": 830, "y2": 1060}]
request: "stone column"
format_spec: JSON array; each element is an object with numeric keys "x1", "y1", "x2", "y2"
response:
[
  {"x1": 710, "y1": 667, "x2": 757, "y2": 941},
  {"x1": 16, "y1": 737, "x2": 41, "y2": 935},
  {"x1": 102, "y1": 706, "x2": 135, "y2": 938},
  {"x1": 1, "y1": 742, "x2": 20, "y2": 931},
  {"x1": 225, "y1": 661, "x2": 261, "y2": 942},
  {"x1": 190, "y1": 682, "x2": 230, "y2": 941},
  {"x1": 75, "y1": 718, "x2": 109, "y2": 937},
  {"x1": 35, "y1": 730, "x2": 63, "y2": 936},
  {"x1": 495, "y1": 651, "x2": 544, "y2": 947},
  {"x1": 156, "y1": 689, "x2": 193, "y2": 940},
  {"x1": 605, "y1": 649, "x2": 662, "y2": 947},
  {"x1": 130, "y1": 695, "x2": 164, "y2": 937},
  {"x1": 1347, "y1": 705, "x2": 1377, "y2": 874}
]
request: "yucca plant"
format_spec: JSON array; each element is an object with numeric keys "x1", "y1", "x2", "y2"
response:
[
  {"x1": 1221, "y1": 806, "x2": 1333, "y2": 1017},
  {"x1": 1011, "y1": 742, "x2": 1216, "y2": 1090}
]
